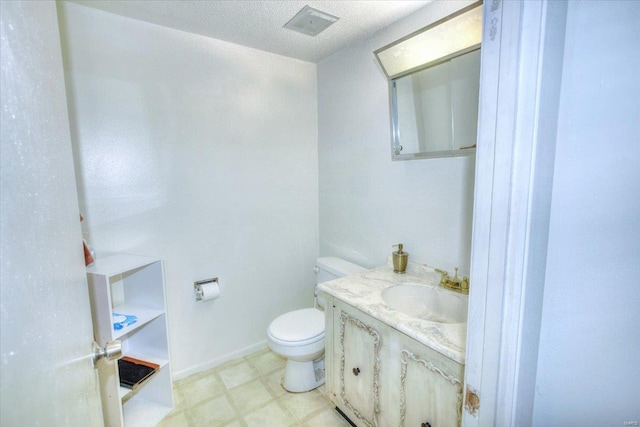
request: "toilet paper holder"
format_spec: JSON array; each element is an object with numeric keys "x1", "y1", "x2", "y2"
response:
[{"x1": 194, "y1": 277, "x2": 219, "y2": 301}]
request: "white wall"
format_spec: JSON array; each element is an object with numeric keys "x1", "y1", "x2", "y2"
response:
[
  {"x1": 317, "y1": 1, "x2": 476, "y2": 273},
  {"x1": 58, "y1": 2, "x2": 319, "y2": 377},
  {"x1": 533, "y1": 0, "x2": 640, "y2": 423}
]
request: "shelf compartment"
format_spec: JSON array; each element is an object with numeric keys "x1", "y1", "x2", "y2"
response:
[
  {"x1": 111, "y1": 304, "x2": 164, "y2": 340},
  {"x1": 123, "y1": 396, "x2": 172, "y2": 427},
  {"x1": 119, "y1": 357, "x2": 170, "y2": 403},
  {"x1": 122, "y1": 366, "x2": 173, "y2": 426}
]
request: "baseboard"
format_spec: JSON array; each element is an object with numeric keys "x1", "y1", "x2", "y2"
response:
[{"x1": 171, "y1": 340, "x2": 268, "y2": 380}]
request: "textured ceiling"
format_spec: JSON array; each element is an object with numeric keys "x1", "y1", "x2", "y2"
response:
[{"x1": 69, "y1": 0, "x2": 432, "y2": 63}]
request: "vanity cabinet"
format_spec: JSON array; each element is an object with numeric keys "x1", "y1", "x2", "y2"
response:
[
  {"x1": 87, "y1": 254, "x2": 173, "y2": 427},
  {"x1": 390, "y1": 334, "x2": 464, "y2": 427},
  {"x1": 323, "y1": 296, "x2": 463, "y2": 427},
  {"x1": 328, "y1": 301, "x2": 386, "y2": 427}
]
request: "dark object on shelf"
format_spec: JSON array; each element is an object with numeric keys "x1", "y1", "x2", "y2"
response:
[{"x1": 118, "y1": 356, "x2": 159, "y2": 390}]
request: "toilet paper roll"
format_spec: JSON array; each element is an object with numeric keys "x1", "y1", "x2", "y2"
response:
[{"x1": 199, "y1": 282, "x2": 220, "y2": 301}]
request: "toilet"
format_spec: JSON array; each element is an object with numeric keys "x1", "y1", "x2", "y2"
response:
[{"x1": 267, "y1": 257, "x2": 365, "y2": 392}]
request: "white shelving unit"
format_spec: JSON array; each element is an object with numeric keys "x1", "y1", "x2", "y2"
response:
[{"x1": 87, "y1": 254, "x2": 173, "y2": 427}]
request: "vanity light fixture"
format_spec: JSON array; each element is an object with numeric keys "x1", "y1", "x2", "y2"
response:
[
  {"x1": 374, "y1": 1, "x2": 483, "y2": 79},
  {"x1": 283, "y1": 5, "x2": 339, "y2": 37}
]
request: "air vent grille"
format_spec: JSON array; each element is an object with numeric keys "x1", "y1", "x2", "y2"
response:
[{"x1": 283, "y1": 5, "x2": 339, "y2": 37}]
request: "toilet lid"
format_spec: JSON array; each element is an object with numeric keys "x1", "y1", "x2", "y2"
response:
[{"x1": 268, "y1": 308, "x2": 324, "y2": 342}]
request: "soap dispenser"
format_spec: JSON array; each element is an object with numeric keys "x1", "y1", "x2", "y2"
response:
[{"x1": 392, "y1": 244, "x2": 408, "y2": 274}]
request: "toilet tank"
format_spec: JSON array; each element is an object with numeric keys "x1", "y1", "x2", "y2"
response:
[{"x1": 316, "y1": 257, "x2": 366, "y2": 284}]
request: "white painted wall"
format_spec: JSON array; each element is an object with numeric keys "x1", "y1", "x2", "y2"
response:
[
  {"x1": 317, "y1": 0, "x2": 476, "y2": 274},
  {"x1": 533, "y1": 0, "x2": 640, "y2": 423},
  {"x1": 58, "y1": 2, "x2": 319, "y2": 377}
]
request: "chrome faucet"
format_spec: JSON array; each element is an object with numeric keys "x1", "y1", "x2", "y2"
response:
[{"x1": 434, "y1": 267, "x2": 469, "y2": 295}]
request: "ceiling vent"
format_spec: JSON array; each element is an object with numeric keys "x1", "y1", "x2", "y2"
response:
[{"x1": 283, "y1": 5, "x2": 339, "y2": 37}]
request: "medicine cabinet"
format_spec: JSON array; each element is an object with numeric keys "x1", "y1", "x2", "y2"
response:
[{"x1": 374, "y1": 1, "x2": 483, "y2": 160}]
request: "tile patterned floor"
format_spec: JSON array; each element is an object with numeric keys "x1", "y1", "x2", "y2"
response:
[{"x1": 158, "y1": 348, "x2": 352, "y2": 427}]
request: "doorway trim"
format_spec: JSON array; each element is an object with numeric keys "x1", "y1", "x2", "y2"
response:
[{"x1": 462, "y1": 1, "x2": 567, "y2": 425}]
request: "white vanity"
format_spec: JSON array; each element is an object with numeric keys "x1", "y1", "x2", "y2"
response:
[{"x1": 318, "y1": 262, "x2": 468, "y2": 427}]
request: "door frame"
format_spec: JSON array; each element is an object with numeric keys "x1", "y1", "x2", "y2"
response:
[{"x1": 463, "y1": 1, "x2": 568, "y2": 425}]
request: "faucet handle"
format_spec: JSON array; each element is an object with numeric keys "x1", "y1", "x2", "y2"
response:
[
  {"x1": 434, "y1": 268, "x2": 449, "y2": 284},
  {"x1": 452, "y1": 267, "x2": 462, "y2": 283},
  {"x1": 453, "y1": 267, "x2": 470, "y2": 290}
]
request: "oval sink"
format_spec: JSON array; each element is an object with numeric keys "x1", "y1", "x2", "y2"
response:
[{"x1": 381, "y1": 284, "x2": 468, "y2": 323}]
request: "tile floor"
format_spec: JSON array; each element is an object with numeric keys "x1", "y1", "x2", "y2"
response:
[{"x1": 158, "y1": 347, "x2": 352, "y2": 427}]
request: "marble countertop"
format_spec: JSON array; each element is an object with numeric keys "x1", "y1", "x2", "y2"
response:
[{"x1": 317, "y1": 260, "x2": 468, "y2": 364}]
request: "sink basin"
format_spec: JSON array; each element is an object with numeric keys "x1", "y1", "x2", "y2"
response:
[{"x1": 381, "y1": 284, "x2": 468, "y2": 323}]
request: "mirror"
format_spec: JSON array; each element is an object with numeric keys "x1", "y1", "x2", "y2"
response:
[
  {"x1": 374, "y1": 1, "x2": 482, "y2": 160},
  {"x1": 391, "y1": 48, "x2": 480, "y2": 159}
]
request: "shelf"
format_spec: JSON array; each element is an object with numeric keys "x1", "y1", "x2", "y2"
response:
[
  {"x1": 119, "y1": 386, "x2": 133, "y2": 401},
  {"x1": 111, "y1": 304, "x2": 164, "y2": 340},
  {"x1": 87, "y1": 255, "x2": 172, "y2": 426},
  {"x1": 87, "y1": 254, "x2": 159, "y2": 278}
]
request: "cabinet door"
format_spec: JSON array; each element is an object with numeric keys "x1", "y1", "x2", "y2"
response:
[
  {"x1": 337, "y1": 306, "x2": 382, "y2": 427},
  {"x1": 396, "y1": 335, "x2": 464, "y2": 427}
]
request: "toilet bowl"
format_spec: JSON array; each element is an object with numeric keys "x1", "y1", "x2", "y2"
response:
[
  {"x1": 267, "y1": 257, "x2": 366, "y2": 393},
  {"x1": 268, "y1": 308, "x2": 325, "y2": 392}
]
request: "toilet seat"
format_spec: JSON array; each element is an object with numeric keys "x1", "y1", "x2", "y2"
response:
[
  {"x1": 268, "y1": 329, "x2": 325, "y2": 347},
  {"x1": 268, "y1": 308, "x2": 324, "y2": 344}
]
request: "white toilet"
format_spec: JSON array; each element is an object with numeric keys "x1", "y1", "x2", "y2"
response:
[{"x1": 267, "y1": 257, "x2": 365, "y2": 392}]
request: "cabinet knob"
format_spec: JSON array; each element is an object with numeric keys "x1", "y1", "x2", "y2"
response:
[
  {"x1": 421, "y1": 423, "x2": 432, "y2": 427},
  {"x1": 352, "y1": 367, "x2": 360, "y2": 376}
]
